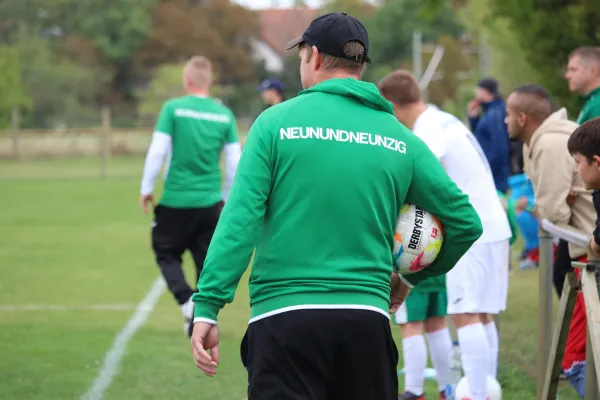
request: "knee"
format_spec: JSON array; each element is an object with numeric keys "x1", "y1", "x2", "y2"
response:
[
  {"x1": 400, "y1": 321, "x2": 424, "y2": 338},
  {"x1": 450, "y1": 313, "x2": 481, "y2": 329},
  {"x1": 424, "y1": 316, "x2": 447, "y2": 333}
]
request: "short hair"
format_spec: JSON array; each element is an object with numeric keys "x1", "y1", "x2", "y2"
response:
[
  {"x1": 511, "y1": 84, "x2": 552, "y2": 122},
  {"x1": 300, "y1": 41, "x2": 366, "y2": 76},
  {"x1": 567, "y1": 117, "x2": 600, "y2": 163},
  {"x1": 569, "y1": 46, "x2": 600, "y2": 67},
  {"x1": 377, "y1": 70, "x2": 421, "y2": 106},
  {"x1": 184, "y1": 56, "x2": 213, "y2": 88}
]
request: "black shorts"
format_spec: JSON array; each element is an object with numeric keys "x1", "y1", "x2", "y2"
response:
[
  {"x1": 241, "y1": 309, "x2": 399, "y2": 400},
  {"x1": 151, "y1": 201, "x2": 222, "y2": 296}
]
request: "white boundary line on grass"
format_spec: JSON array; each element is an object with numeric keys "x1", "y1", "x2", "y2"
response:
[
  {"x1": 0, "y1": 304, "x2": 146, "y2": 311},
  {"x1": 81, "y1": 276, "x2": 166, "y2": 400}
]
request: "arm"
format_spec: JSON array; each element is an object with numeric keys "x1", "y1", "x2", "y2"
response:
[
  {"x1": 192, "y1": 117, "x2": 272, "y2": 324},
  {"x1": 140, "y1": 132, "x2": 172, "y2": 195},
  {"x1": 471, "y1": 117, "x2": 495, "y2": 169},
  {"x1": 222, "y1": 114, "x2": 241, "y2": 201},
  {"x1": 468, "y1": 116, "x2": 480, "y2": 132},
  {"x1": 402, "y1": 140, "x2": 483, "y2": 287},
  {"x1": 140, "y1": 103, "x2": 174, "y2": 196},
  {"x1": 532, "y1": 139, "x2": 574, "y2": 227},
  {"x1": 506, "y1": 197, "x2": 520, "y2": 246}
]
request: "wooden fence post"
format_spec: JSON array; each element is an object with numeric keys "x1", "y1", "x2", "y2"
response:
[
  {"x1": 538, "y1": 229, "x2": 554, "y2": 400},
  {"x1": 11, "y1": 107, "x2": 20, "y2": 159},
  {"x1": 581, "y1": 262, "x2": 600, "y2": 398},
  {"x1": 541, "y1": 272, "x2": 579, "y2": 400},
  {"x1": 101, "y1": 106, "x2": 111, "y2": 179}
]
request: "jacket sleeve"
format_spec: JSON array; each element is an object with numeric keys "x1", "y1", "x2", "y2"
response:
[
  {"x1": 402, "y1": 139, "x2": 483, "y2": 287},
  {"x1": 192, "y1": 116, "x2": 272, "y2": 324},
  {"x1": 468, "y1": 116, "x2": 480, "y2": 133},
  {"x1": 472, "y1": 114, "x2": 496, "y2": 169},
  {"x1": 532, "y1": 137, "x2": 573, "y2": 227}
]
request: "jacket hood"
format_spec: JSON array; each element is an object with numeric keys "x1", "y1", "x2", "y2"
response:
[
  {"x1": 528, "y1": 108, "x2": 577, "y2": 151},
  {"x1": 299, "y1": 78, "x2": 394, "y2": 115}
]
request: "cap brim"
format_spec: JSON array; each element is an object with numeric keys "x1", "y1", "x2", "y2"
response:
[{"x1": 285, "y1": 36, "x2": 304, "y2": 51}]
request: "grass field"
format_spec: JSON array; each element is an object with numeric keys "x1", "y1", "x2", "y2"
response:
[{"x1": 0, "y1": 156, "x2": 582, "y2": 399}]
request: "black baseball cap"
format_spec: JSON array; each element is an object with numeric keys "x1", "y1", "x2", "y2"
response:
[{"x1": 285, "y1": 12, "x2": 371, "y2": 63}]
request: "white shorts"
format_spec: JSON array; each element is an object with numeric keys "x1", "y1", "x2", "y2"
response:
[{"x1": 446, "y1": 239, "x2": 509, "y2": 315}]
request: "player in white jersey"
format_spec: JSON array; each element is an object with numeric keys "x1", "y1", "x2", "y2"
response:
[{"x1": 379, "y1": 70, "x2": 512, "y2": 400}]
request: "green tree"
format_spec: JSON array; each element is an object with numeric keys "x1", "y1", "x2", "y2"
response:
[
  {"x1": 134, "y1": 0, "x2": 259, "y2": 85},
  {"x1": 455, "y1": 0, "x2": 539, "y2": 96},
  {"x1": 0, "y1": 45, "x2": 31, "y2": 129},
  {"x1": 135, "y1": 63, "x2": 185, "y2": 126},
  {"x1": 11, "y1": 26, "x2": 110, "y2": 128},
  {"x1": 42, "y1": 0, "x2": 156, "y2": 101},
  {"x1": 367, "y1": 0, "x2": 462, "y2": 68},
  {"x1": 323, "y1": 0, "x2": 377, "y2": 16},
  {"x1": 426, "y1": 0, "x2": 600, "y2": 114},
  {"x1": 488, "y1": 0, "x2": 600, "y2": 113}
]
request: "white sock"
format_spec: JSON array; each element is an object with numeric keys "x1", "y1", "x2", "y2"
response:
[
  {"x1": 426, "y1": 328, "x2": 453, "y2": 392},
  {"x1": 484, "y1": 321, "x2": 499, "y2": 379},
  {"x1": 180, "y1": 297, "x2": 194, "y2": 319},
  {"x1": 457, "y1": 323, "x2": 490, "y2": 400},
  {"x1": 402, "y1": 335, "x2": 427, "y2": 395}
]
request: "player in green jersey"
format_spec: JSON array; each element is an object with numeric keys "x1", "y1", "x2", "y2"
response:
[{"x1": 140, "y1": 56, "x2": 241, "y2": 337}]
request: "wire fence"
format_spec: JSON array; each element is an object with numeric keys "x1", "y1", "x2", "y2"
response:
[
  {"x1": 0, "y1": 129, "x2": 151, "y2": 180},
  {"x1": 0, "y1": 106, "x2": 250, "y2": 181}
]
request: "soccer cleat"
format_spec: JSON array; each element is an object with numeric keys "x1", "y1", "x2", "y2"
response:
[
  {"x1": 181, "y1": 297, "x2": 194, "y2": 338},
  {"x1": 398, "y1": 392, "x2": 425, "y2": 400}
]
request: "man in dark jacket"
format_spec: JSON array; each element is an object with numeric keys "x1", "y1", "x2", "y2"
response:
[
  {"x1": 467, "y1": 78, "x2": 511, "y2": 193},
  {"x1": 258, "y1": 78, "x2": 286, "y2": 109}
]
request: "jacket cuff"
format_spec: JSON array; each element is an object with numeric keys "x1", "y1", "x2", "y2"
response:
[{"x1": 193, "y1": 301, "x2": 221, "y2": 323}]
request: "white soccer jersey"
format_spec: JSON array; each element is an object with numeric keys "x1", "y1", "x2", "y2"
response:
[{"x1": 412, "y1": 106, "x2": 512, "y2": 244}]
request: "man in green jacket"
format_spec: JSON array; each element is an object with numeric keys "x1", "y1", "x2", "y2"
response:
[
  {"x1": 566, "y1": 46, "x2": 600, "y2": 124},
  {"x1": 189, "y1": 12, "x2": 483, "y2": 399}
]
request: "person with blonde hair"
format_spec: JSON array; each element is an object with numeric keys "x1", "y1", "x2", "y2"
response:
[{"x1": 140, "y1": 56, "x2": 241, "y2": 337}]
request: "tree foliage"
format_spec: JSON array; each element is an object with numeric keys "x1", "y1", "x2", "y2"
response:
[
  {"x1": 11, "y1": 26, "x2": 110, "y2": 128},
  {"x1": 0, "y1": 45, "x2": 31, "y2": 129},
  {"x1": 323, "y1": 0, "x2": 377, "y2": 16},
  {"x1": 366, "y1": 0, "x2": 462, "y2": 68},
  {"x1": 425, "y1": 0, "x2": 600, "y2": 113},
  {"x1": 134, "y1": 0, "x2": 259, "y2": 84},
  {"x1": 487, "y1": 0, "x2": 600, "y2": 113}
]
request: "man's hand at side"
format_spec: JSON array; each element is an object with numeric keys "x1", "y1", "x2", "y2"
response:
[
  {"x1": 140, "y1": 194, "x2": 154, "y2": 215},
  {"x1": 389, "y1": 273, "x2": 411, "y2": 314},
  {"x1": 190, "y1": 322, "x2": 220, "y2": 377}
]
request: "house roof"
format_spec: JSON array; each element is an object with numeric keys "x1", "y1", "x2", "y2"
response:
[{"x1": 256, "y1": 7, "x2": 320, "y2": 58}]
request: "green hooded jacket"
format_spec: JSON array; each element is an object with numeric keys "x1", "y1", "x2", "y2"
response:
[{"x1": 193, "y1": 78, "x2": 482, "y2": 323}]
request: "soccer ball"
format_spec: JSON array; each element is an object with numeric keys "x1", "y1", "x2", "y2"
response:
[
  {"x1": 393, "y1": 203, "x2": 443, "y2": 274},
  {"x1": 455, "y1": 376, "x2": 502, "y2": 400}
]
